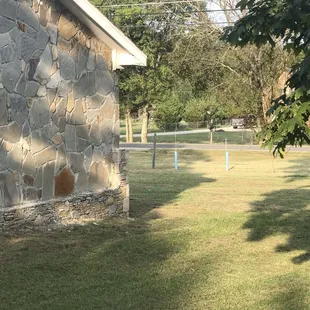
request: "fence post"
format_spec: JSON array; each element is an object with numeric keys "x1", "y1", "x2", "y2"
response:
[{"x1": 152, "y1": 133, "x2": 157, "y2": 169}]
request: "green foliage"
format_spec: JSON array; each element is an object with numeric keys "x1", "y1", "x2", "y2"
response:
[
  {"x1": 223, "y1": 0, "x2": 310, "y2": 156},
  {"x1": 184, "y1": 95, "x2": 225, "y2": 126}
]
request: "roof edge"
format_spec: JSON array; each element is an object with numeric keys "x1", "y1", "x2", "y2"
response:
[{"x1": 59, "y1": 0, "x2": 147, "y2": 67}]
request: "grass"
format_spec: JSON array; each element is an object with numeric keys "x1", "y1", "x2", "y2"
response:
[
  {"x1": 2, "y1": 150, "x2": 310, "y2": 309},
  {"x1": 121, "y1": 131, "x2": 256, "y2": 145}
]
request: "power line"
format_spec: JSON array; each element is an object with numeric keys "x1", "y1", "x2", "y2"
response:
[
  {"x1": 122, "y1": 21, "x2": 234, "y2": 28},
  {"x1": 99, "y1": 8, "x2": 241, "y2": 17},
  {"x1": 97, "y1": 0, "x2": 207, "y2": 8}
]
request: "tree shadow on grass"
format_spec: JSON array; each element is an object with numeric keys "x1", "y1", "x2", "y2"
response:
[
  {"x1": 0, "y1": 150, "x2": 216, "y2": 310},
  {"x1": 283, "y1": 156, "x2": 310, "y2": 183},
  {"x1": 244, "y1": 188, "x2": 310, "y2": 264}
]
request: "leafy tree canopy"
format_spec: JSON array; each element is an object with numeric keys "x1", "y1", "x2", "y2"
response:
[{"x1": 223, "y1": 0, "x2": 310, "y2": 157}]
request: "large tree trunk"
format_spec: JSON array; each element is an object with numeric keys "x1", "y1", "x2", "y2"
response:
[
  {"x1": 262, "y1": 88, "x2": 273, "y2": 124},
  {"x1": 141, "y1": 106, "x2": 149, "y2": 143},
  {"x1": 125, "y1": 108, "x2": 133, "y2": 143}
]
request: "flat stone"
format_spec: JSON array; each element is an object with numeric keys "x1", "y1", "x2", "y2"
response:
[
  {"x1": 2, "y1": 61, "x2": 21, "y2": 93},
  {"x1": 67, "y1": 92, "x2": 74, "y2": 112},
  {"x1": 87, "y1": 72, "x2": 96, "y2": 96},
  {"x1": 76, "y1": 138, "x2": 90, "y2": 152},
  {"x1": 87, "y1": 93, "x2": 105, "y2": 109},
  {"x1": 89, "y1": 121, "x2": 101, "y2": 145},
  {"x1": 76, "y1": 125, "x2": 89, "y2": 139},
  {"x1": 34, "y1": 145, "x2": 56, "y2": 166},
  {"x1": 36, "y1": 26, "x2": 49, "y2": 51},
  {"x1": 8, "y1": 93, "x2": 28, "y2": 126},
  {"x1": 37, "y1": 85, "x2": 47, "y2": 97},
  {"x1": 83, "y1": 145, "x2": 92, "y2": 171},
  {"x1": 58, "y1": 116, "x2": 66, "y2": 132},
  {"x1": 76, "y1": 167, "x2": 88, "y2": 192},
  {"x1": 46, "y1": 23, "x2": 57, "y2": 45},
  {"x1": 58, "y1": 14, "x2": 79, "y2": 40},
  {"x1": 46, "y1": 69, "x2": 60, "y2": 89},
  {"x1": 55, "y1": 144, "x2": 66, "y2": 173},
  {"x1": 23, "y1": 187, "x2": 38, "y2": 202},
  {"x1": 57, "y1": 37, "x2": 71, "y2": 54},
  {"x1": 20, "y1": 33, "x2": 37, "y2": 62},
  {"x1": 0, "y1": 0, "x2": 17, "y2": 20},
  {"x1": 43, "y1": 122, "x2": 59, "y2": 140},
  {"x1": 89, "y1": 162, "x2": 109, "y2": 190},
  {"x1": 18, "y1": 3, "x2": 39, "y2": 31},
  {"x1": 59, "y1": 51, "x2": 76, "y2": 81},
  {"x1": 27, "y1": 57, "x2": 40, "y2": 81},
  {"x1": 23, "y1": 174, "x2": 34, "y2": 186},
  {"x1": 0, "y1": 122, "x2": 21, "y2": 143},
  {"x1": 0, "y1": 41, "x2": 18, "y2": 63},
  {"x1": 22, "y1": 152, "x2": 36, "y2": 175},
  {"x1": 39, "y1": 3, "x2": 48, "y2": 27},
  {"x1": 0, "y1": 171, "x2": 20, "y2": 208},
  {"x1": 100, "y1": 95, "x2": 115, "y2": 120},
  {"x1": 0, "y1": 16, "x2": 16, "y2": 34},
  {"x1": 93, "y1": 147, "x2": 103, "y2": 162},
  {"x1": 22, "y1": 121, "x2": 30, "y2": 137},
  {"x1": 109, "y1": 205, "x2": 117, "y2": 216},
  {"x1": 30, "y1": 129, "x2": 50, "y2": 154},
  {"x1": 0, "y1": 89, "x2": 8, "y2": 125},
  {"x1": 34, "y1": 166, "x2": 42, "y2": 189},
  {"x1": 86, "y1": 109, "x2": 99, "y2": 123},
  {"x1": 68, "y1": 152, "x2": 83, "y2": 173},
  {"x1": 15, "y1": 73, "x2": 27, "y2": 95},
  {"x1": 51, "y1": 44, "x2": 58, "y2": 60},
  {"x1": 42, "y1": 161, "x2": 55, "y2": 201},
  {"x1": 58, "y1": 80, "x2": 71, "y2": 97},
  {"x1": 24, "y1": 81, "x2": 40, "y2": 97},
  {"x1": 95, "y1": 70, "x2": 114, "y2": 96},
  {"x1": 33, "y1": 45, "x2": 53, "y2": 82},
  {"x1": 96, "y1": 54, "x2": 108, "y2": 71},
  {"x1": 73, "y1": 71, "x2": 88, "y2": 99},
  {"x1": 51, "y1": 133, "x2": 62, "y2": 145},
  {"x1": 31, "y1": 49, "x2": 43, "y2": 60},
  {"x1": 77, "y1": 46, "x2": 89, "y2": 77},
  {"x1": 9, "y1": 27, "x2": 21, "y2": 54},
  {"x1": 56, "y1": 98, "x2": 67, "y2": 117},
  {"x1": 54, "y1": 167, "x2": 74, "y2": 197},
  {"x1": 86, "y1": 51, "x2": 96, "y2": 70},
  {"x1": 26, "y1": 26, "x2": 37, "y2": 40},
  {"x1": 67, "y1": 99, "x2": 85, "y2": 125},
  {"x1": 0, "y1": 33, "x2": 11, "y2": 49},
  {"x1": 48, "y1": 89, "x2": 57, "y2": 105},
  {"x1": 64, "y1": 124, "x2": 76, "y2": 151},
  {"x1": 123, "y1": 198, "x2": 130, "y2": 212},
  {"x1": 7, "y1": 144, "x2": 23, "y2": 171},
  {"x1": 0, "y1": 143, "x2": 8, "y2": 171},
  {"x1": 29, "y1": 97, "x2": 50, "y2": 130}
]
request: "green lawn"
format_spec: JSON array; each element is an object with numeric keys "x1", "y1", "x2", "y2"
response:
[
  {"x1": 2, "y1": 150, "x2": 310, "y2": 309},
  {"x1": 121, "y1": 131, "x2": 257, "y2": 145}
]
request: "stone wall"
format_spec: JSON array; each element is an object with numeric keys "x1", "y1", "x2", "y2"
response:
[{"x1": 0, "y1": 0, "x2": 128, "y2": 228}]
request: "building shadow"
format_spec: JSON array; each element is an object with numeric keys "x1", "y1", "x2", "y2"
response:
[{"x1": 0, "y1": 150, "x2": 216, "y2": 309}]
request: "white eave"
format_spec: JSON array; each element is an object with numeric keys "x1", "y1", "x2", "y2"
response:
[{"x1": 59, "y1": 0, "x2": 147, "y2": 69}]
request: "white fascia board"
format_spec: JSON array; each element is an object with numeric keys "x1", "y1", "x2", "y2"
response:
[{"x1": 59, "y1": 0, "x2": 147, "y2": 68}]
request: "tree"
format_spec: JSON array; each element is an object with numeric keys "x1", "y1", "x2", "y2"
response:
[
  {"x1": 92, "y1": 0, "x2": 190, "y2": 143},
  {"x1": 184, "y1": 95, "x2": 225, "y2": 144},
  {"x1": 222, "y1": 0, "x2": 307, "y2": 156}
]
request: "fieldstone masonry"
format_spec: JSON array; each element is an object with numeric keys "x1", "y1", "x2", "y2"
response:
[{"x1": 0, "y1": 0, "x2": 129, "y2": 231}]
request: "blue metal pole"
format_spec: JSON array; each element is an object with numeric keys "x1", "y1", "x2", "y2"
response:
[{"x1": 174, "y1": 151, "x2": 178, "y2": 170}]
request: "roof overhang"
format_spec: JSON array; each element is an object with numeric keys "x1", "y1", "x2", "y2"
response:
[{"x1": 59, "y1": 0, "x2": 147, "y2": 69}]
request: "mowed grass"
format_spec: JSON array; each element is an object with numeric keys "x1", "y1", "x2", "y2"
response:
[
  {"x1": 121, "y1": 131, "x2": 257, "y2": 145},
  {"x1": 2, "y1": 150, "x2": 310, "y2": 309}
]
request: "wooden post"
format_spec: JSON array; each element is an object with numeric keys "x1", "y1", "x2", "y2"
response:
[{"x1": 152, "y1": 133, "x2": 157, "y2": 169}]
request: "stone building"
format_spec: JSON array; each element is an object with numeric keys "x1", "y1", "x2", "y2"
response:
[{"x1": 0, "y1": 0, "x2": 146, "y2": 230}]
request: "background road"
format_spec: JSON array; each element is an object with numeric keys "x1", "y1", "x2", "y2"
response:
[{"x1": 120, "y1": 143, "x2": 310, "y2": 153}]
